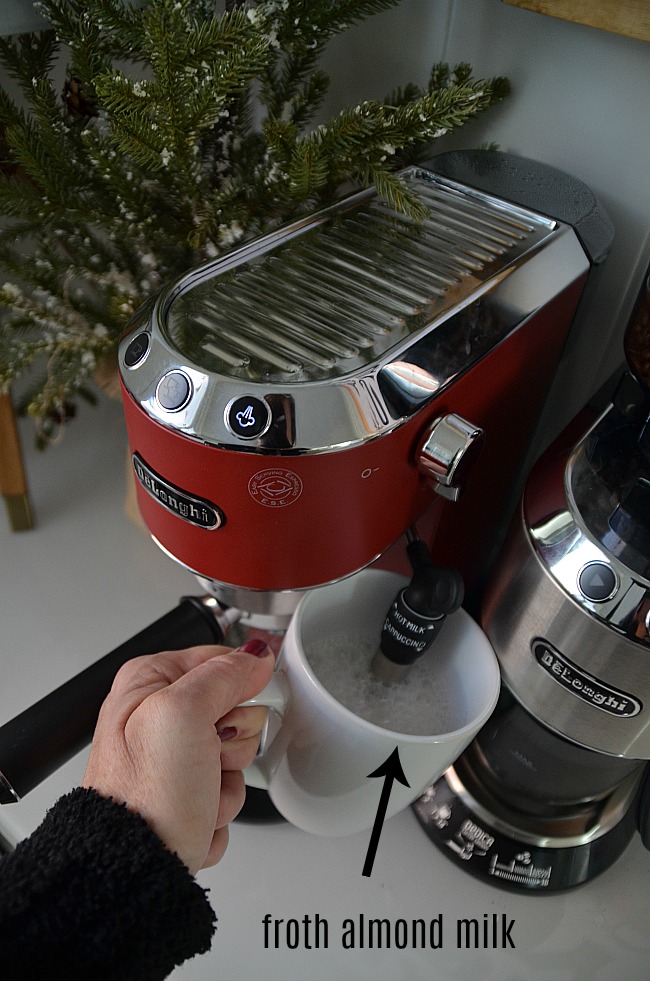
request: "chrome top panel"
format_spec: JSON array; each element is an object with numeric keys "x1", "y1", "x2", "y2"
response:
[{"x1": 119, "y1": 165, "x2": 589, "y2": 453}]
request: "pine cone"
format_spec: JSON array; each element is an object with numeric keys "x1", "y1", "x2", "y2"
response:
[{"x1": 63, "y1": 76, "x2": 98, "y2": 119}]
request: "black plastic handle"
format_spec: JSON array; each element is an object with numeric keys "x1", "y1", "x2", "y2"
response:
[
  {"x1": 380, "y1": 540, "x2": 464, "y2": 668},
  {"x1": 0, "y1": 598, "x2": 224, "y2": 802}
]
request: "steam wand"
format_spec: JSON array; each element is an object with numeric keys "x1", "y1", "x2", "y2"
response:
[{"x1": 371, "y1": 530, "x2": 464, "y2": 686}]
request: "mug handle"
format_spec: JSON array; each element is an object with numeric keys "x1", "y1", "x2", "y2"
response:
[
  {"x1": 239, "y1": 672, "x2": 289, "y2": 716},
  {"x1": 238, "y1": 672, "x2": 290, "y2": 790}
]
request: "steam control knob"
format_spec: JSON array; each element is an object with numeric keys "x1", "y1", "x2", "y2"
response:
[{"x1": 417, "y1": 414, "x2": 483, "y2": 501}]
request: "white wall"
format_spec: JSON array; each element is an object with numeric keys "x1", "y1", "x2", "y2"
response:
[
  {"x1": 0, "y1": 1, "x2": 47, "y2": 35},
  {"x1": 322, "y1": 0, "x2": 650, "y2": 447}
]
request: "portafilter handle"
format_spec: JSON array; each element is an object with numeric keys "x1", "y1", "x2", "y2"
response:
[{"x1": 0, "y1": 597, "x2": 233, "y2": 803}]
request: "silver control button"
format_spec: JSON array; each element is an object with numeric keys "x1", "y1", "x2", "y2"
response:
[{"x1": 156, "y1": 371, "x2": 192, "y2": 412}]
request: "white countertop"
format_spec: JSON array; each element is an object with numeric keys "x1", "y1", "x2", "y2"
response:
[{"x1": 1, "y1": 393, "x2": 649, "y2": 981}]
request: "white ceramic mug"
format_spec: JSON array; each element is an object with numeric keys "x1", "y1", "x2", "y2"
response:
[{"x1": 243, "y1": 569, "x2": 500, "y2": 837}]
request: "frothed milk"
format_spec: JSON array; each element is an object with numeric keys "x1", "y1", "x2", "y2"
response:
[
  {"x1": 304, "y1": 630, "x2": 464, "y2": 736},
  {"x1": 242, "y1": 571, "x2": 500, "y2": 837}
]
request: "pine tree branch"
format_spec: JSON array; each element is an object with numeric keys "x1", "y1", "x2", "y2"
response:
[
  {"x1": 0, "y1": 1, "x2": 510, "y2": 444},
  {"x1": 0, "y1": 31, "x2": 59, "y2": 98}
]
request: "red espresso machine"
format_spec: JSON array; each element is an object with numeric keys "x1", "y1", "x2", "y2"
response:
[
  {"x1": 0, "y1": 151, "x2": 613, "y2": 806},
  {"x1": 118, "y1": 151, "x2": 610, "y2": 607}
]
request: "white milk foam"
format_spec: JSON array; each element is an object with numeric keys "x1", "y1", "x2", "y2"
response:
[{"x1": 305, "y1": 631, "x2": 463, "y2": 736}]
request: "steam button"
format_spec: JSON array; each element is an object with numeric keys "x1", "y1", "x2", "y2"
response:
[
  {"x1": 226, "y1": 396, "x2": 271, "y2": 439},
  {"x1": 156, "y1": 371, "x2": 192, "y2": 411},
  {"x1": 578, "y1": 561, "x2": 618, "y2": 602}
]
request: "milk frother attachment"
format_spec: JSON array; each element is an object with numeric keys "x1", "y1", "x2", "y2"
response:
[{"x1": 372, "y1": 532, "x2": 464, "y2": 685}]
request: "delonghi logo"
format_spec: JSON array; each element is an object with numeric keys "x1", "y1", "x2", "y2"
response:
[
  {"x1": 132, "y1": 453, "x2": 223, "y2": 530},
  {"x1": 532, "y1": 639, "x2": 641, "y2": 718}
]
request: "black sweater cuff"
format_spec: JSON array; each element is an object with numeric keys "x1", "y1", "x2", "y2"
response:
[{"x1": 0, "y1": 787, "x2": 216, "y2": 980}]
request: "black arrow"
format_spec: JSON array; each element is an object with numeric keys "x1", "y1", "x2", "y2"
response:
[{"x1": 362, "y1": 747, "x2": 410, "y2": 877}]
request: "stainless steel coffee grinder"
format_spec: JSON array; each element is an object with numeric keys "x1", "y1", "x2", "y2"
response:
[{"x1": 415, "y1": 266, "x2": 650, "y2": 890}]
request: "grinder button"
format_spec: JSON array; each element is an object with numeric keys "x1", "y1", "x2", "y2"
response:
[
  {"x1": 577, "y1": 561, "x2": 618, "y2": 602},
  {"x1": 226, "y1": 396, "x2": 271, "y2": 439}
]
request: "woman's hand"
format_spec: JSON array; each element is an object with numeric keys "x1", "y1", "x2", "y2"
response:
[{"x1": 82, "y1": 639, "x2": 274, "y2": 875}]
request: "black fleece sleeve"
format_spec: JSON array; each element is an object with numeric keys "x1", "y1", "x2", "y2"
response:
[{"x1": 0, "y1": 787, "x2": 216, "y2": 980}]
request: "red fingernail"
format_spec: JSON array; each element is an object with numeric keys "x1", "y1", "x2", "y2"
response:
[
  {"x1": 238, "y1": 638, "x2": 270, "y2": 658},
  {"x1": 217, "y1": 726, "x2": 237, "y2": 741}
]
